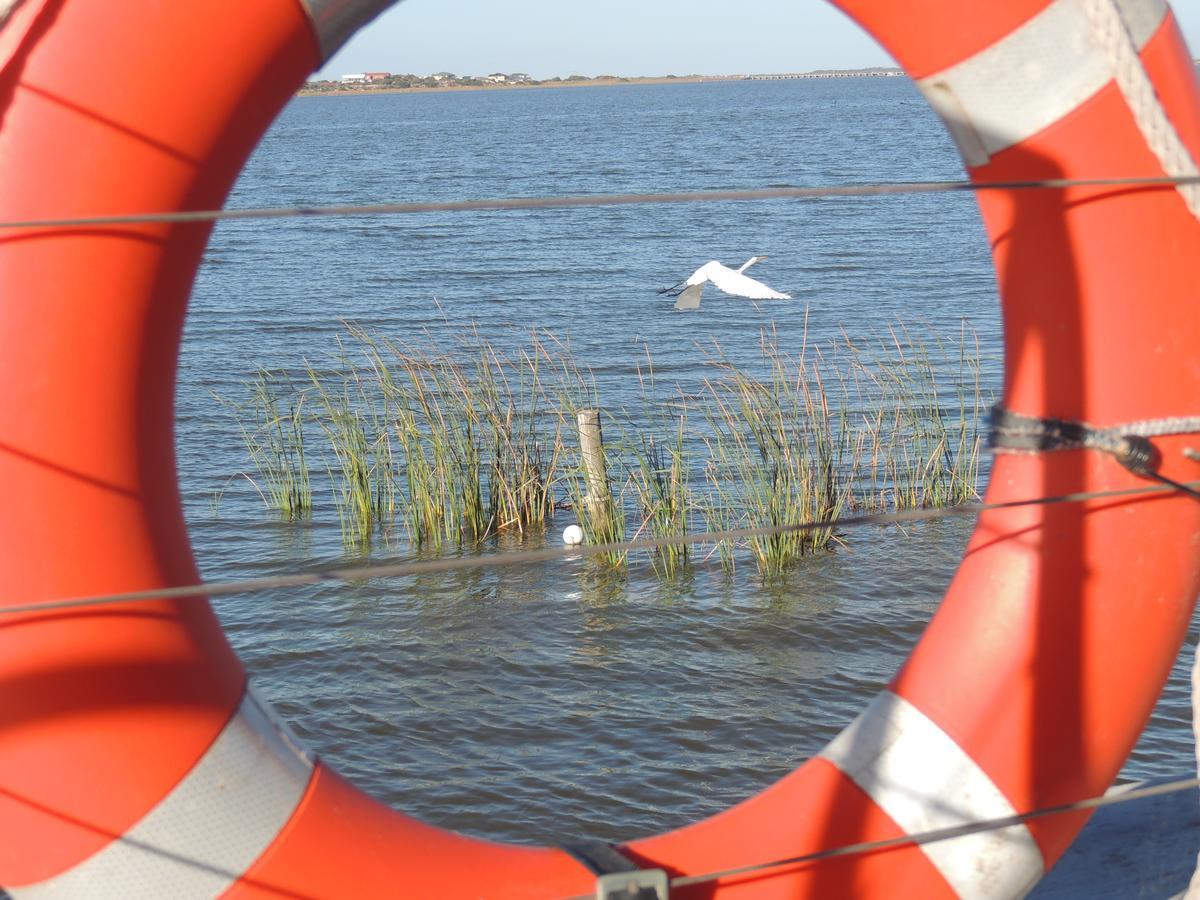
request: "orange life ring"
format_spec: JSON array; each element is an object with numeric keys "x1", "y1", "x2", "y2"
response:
[{"x1": 3, "y1": 0, "x2": 1200, "y2": 897}]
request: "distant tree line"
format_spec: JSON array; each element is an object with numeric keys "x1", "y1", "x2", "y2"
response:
[
  {"x1": 301, "y1": 74, "x2": 483, "y2": 92},
  {"x1": 299, "y1": 73, "x2": 696, "y2": 93}
]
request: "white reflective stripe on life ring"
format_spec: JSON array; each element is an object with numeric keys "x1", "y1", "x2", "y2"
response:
[
  {"x1": 9, "y1": 686, "x2": 313, "y2": 899},
  {"x1": 819, "y1": 691, "x2": 1044, "y2": 898},
  {"x1": 917, "y1": 0, "x2": 1167, "y2": 166}
]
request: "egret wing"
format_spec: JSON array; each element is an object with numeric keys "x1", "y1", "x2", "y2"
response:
[
  {"x1": 674, "y1": 283, "x2": 704, "y2": 310},
  {"x1": 706, "y1": 264, "x2": 790, "y2": 300}
]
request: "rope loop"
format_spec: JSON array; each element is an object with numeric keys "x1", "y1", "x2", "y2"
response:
[{"x1": 989, "y1": 405, "x2": 1200, "y2": 497}]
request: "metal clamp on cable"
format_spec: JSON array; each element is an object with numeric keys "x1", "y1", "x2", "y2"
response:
[
  {"x1": 594, "y1": 870, "x2": 669, "y2": 900},
  {"x1": 989, "y1": 406, "x2": 1200, "y2": 499},
  {"x1": 561, "y1": 841, "x2": 670, "y2": 900}
]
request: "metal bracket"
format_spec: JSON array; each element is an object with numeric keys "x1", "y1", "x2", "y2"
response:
[{"x1": 595, "y1": 868, "x2": 669, "y2": 900}]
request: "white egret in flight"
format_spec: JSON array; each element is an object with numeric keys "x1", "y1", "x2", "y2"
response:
[{"x1": 658, "y1": 256, "x2": 791, "y2": 310}]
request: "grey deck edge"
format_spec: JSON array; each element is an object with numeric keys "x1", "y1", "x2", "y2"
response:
[{"x1": 1030, "y1": 776, "x2": 1199, "y2": 898}]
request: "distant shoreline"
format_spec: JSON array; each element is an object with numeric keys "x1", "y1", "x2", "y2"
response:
[
  {"x1": 297, "y1": 75, "x2": 735, "y2": 98},
  {"x1": 296, "y1": 71, "x2": 909, "y2": 99}
]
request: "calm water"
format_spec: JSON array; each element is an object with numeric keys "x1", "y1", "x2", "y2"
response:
[{"x1": 180, "y1": 78, "x2": 1198, "y2": 846}]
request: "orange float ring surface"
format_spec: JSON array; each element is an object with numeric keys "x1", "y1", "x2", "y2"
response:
[{"x1": 2, "y1": 1, "x2": 1199, "y2": 897}]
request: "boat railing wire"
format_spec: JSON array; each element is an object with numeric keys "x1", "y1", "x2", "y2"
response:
[
  {"x1": 0, "y1": 174, "x2": 1199, "y2": 231},
  {"x1": 5, "y1": 479, "x2": 1199, "y2": 615},
  {"x1": 557, "y1": 775, "x2": 1200, "y2": 898},
  {"x1": 6, "y1": 171, "x2": 1200, "y2": 886}
]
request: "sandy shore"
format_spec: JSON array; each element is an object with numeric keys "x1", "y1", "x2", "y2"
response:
[{"x1": 297, "y1": 75, "x2": 739, "y2": 98}]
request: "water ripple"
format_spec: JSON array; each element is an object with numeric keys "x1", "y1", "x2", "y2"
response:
[{"x1": 180, "y1": 78, "x2": 1197, "y2": 847}]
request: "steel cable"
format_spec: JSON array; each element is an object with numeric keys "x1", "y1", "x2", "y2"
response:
[
  {"x1": 4, "y1": 479, "x2": 1198, "y2": 617},
  {"x1": 559, "y1": 776, "x2": 1200, "y2": 898},
  {"x1": 1, "y1": 175, "x2": 1199, "y2": 231}
]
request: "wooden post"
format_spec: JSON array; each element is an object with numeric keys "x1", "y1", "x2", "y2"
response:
[{"x1": 576, "y1": 407, "x2": 608, "y2": 518}]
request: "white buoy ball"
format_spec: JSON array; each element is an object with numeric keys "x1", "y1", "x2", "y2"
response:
[{"x1": 562, "y1": 524, "x2": 584, "y2": 546}]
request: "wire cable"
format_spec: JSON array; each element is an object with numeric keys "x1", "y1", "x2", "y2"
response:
[
  {"x1": 4, "y1": 479, "x2": 1197, "y2": 617},
  {"x1": 1, "y1": 175, "x2": 1199, "y2": 231},
  {"x1": 558, "y1": 776, "x2": 1200, "y2": 898}
]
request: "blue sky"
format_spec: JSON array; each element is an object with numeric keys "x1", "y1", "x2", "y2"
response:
[{"x1": 317, "y1": 0, "x2": 1200, "y2": 81}]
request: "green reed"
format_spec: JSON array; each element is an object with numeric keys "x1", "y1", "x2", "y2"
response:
[
  {"x1": 228, "y1": 369, "x2": 312, "y2": 520},
  {"x1": 469, "y1": 333, "x2": 563, "y2": 534},
  {"x1": 947, "y1": 321, "x2": 984, "y2": 504},
  {"x1": 343, "y1": 324, "x2": 571, "y2": 550},
  {"x1": 844, "y1": 323, "x2": 985, "y2": 511},
  {"x1": 624, "y1": 350, "x2": 691, "y2": 578},
  {"x1": 232, "y1": 318, "x2": 989, "y2": 571},
  {"x1": 306, "y1": 339, "x2": 397, "y2": 548},
  {"x1": 699, "y1": 328, "x2": 856, "y2": 578},
  {"x1": 628, "y1": 424, "x2": 691, "y2": 577}
]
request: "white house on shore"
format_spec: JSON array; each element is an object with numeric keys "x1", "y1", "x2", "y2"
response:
[
  {"x1": 340, "y1": 72, "x2": 390, "y2": 84},
  {"x1": 482, "y1": 72, "x2": 533, "y2": 84}
]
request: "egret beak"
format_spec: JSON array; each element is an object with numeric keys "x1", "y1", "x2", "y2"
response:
[{"x1": 658, "y1": 282, "x2": 684, "y2": 297}]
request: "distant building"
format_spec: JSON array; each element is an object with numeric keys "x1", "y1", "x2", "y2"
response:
[
  {"x1": 364, "y1": 72, "x2": 391, "y2": 82},
  {"x1": 484, "y1": 73, "x2": 507, "y2": 83},
  {"x1": 746, "y1": 68, "x2": 903, "y2": 81},
  {"x1": 508, "y1": 73, "x2": 532, "y2": 83},
  {"x1": 340, "y1": 73, "x2": 369, "y2": 84},
  {"x1": 431, "y1": 72, "x2": 455, "y2": 81}
]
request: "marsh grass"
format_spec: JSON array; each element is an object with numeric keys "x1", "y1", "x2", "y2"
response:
[
  {"x1": 846, "y1": 323, "x2": 985, "y2": 511},
  {"x1": 699, "y1": 328, "x2": 856, "y2": 578},
  {"x1": 227, "y1": 369, "x2": 312, "y2": 520},
  {"x1": 231, "y1": 320, "x2": 988, "y2": 574},
  {"x1": 624, "y1": 354, "x2": 691, "y2": 578},
  {"x1": 471, "y1": 335, "x2": 564, "y2": 534},
  {"x1": 326, "y1": 324, "x2": 574, "y2": 551},
  {"x1": 306, "y1": 340, "x2": 396, "y2": 547},
  {"x1": 627, "y1": 425, "x2": 691, "y2": 577}
]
